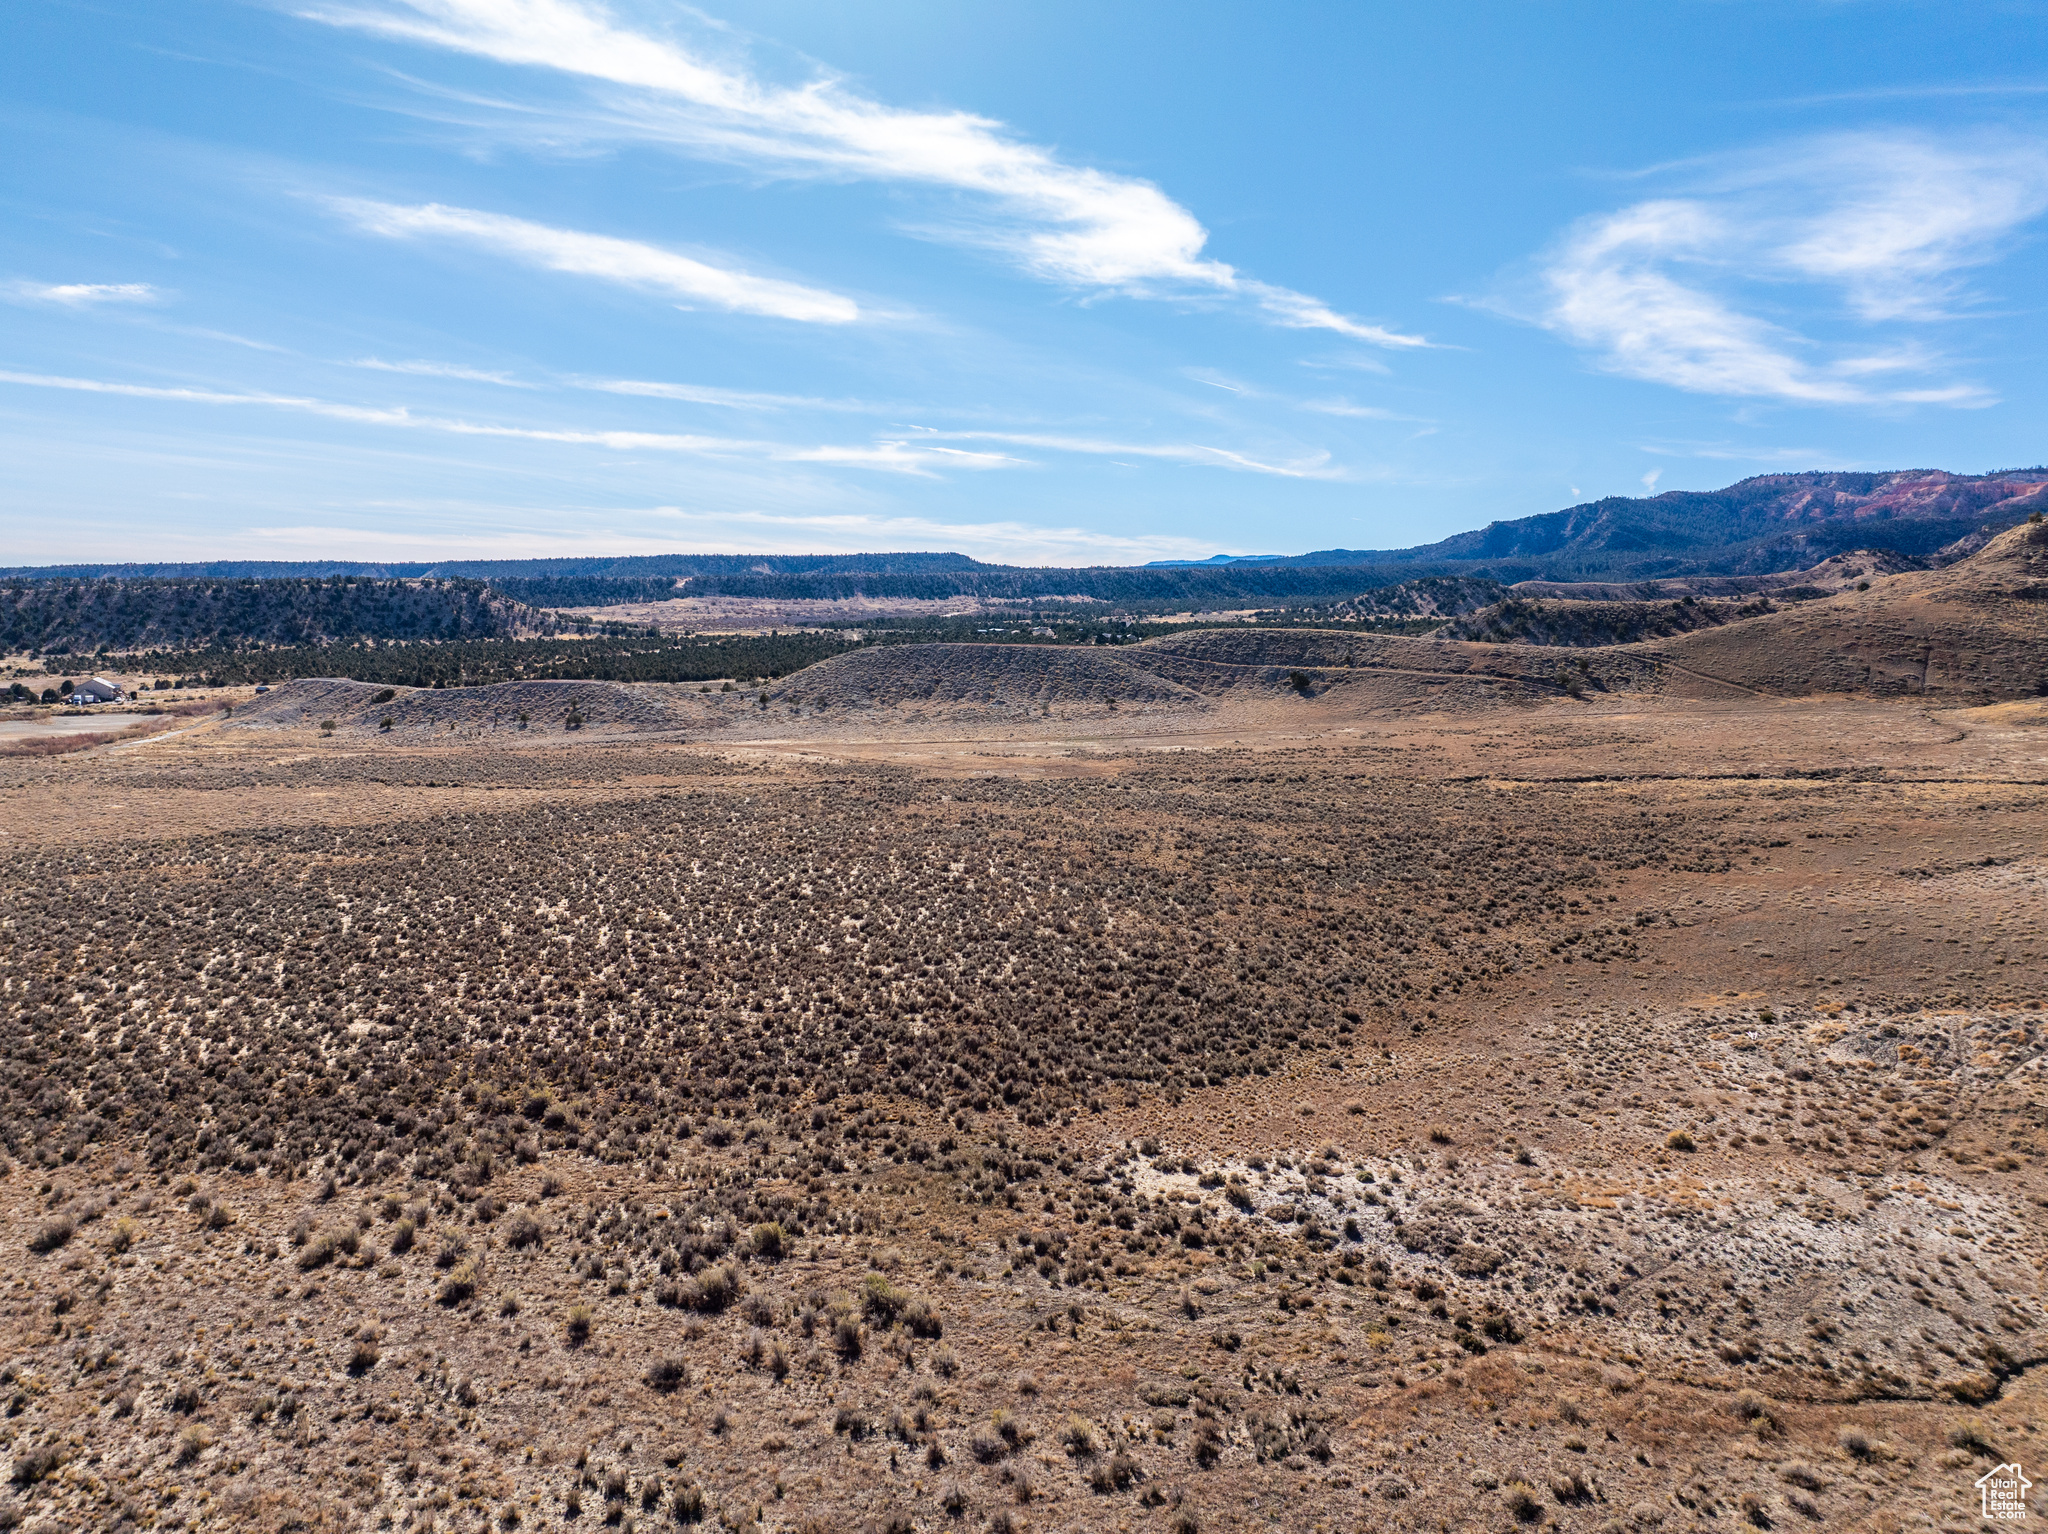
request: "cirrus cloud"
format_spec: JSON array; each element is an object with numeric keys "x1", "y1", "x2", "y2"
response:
[
  {"x1": 0, "y1": 366, "x2": 1342, "y2": 481},
  {"x1": 1502, "y1": 131, "x2": 2048, "y2": 407},
  {"x1": 350, "y1": 355, "x2": 536, "y2": 386},
  {"x1": 7, "y1": 281, "x2": 164, "y2": 307},
  {"x1": 0, "y1": 366, "x2": 999, "y2": 474},
  {"x1": 906, "y1": 428, "x2": 1340, "y2": 479},
  {"x1": 331, "y1": 198, "x2": 862, "y2": 323},
  {"x1": 296, "y1": 0, "x2": 1427, "y2": 346}
]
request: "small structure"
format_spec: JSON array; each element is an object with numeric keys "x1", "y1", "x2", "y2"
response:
[{"x1": 71, "y1": 677, "x2": 125, "y2": 703}]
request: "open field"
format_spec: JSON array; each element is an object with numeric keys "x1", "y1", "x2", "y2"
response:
[{"x1": 3, "y1": 525, "x2": 2048, "y2": 1534}]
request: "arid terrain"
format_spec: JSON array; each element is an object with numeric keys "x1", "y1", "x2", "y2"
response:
[{"x1": 4, "y1": 524, "x2": 2048, "y2": 1534}]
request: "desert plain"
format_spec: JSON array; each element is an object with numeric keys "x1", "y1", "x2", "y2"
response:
[{"x1": 4, "y1": 525, "x2": 2048, "y2": 1534}]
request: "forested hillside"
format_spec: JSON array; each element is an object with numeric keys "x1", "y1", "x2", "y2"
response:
[
  {"x1": 1, "y1": 577, "x2": 556, "y2": 656},
  {"x1": 155, "y1": 631, "x2": 856, "y2": 688}
]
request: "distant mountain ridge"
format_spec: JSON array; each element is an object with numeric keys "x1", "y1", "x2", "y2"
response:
[
  {"x1": 1194, "y1": 468, "x2": 2048, "y2": 576},
  {"x1": 1341, "y1": 468, "x2": 2048, "y2": 577},
  {"x1": 7, "y1": 468, "x2": 2045, "y2": 603}
]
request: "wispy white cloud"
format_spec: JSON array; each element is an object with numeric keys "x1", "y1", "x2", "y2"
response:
[
  {"x1": 575, "y1": 376, "x2": 861, "y2": 411},
  {"x1": 330, "y1": 198, "x2": 861, "y2": 323},
  {"x1": 438, "y1": 372, "x2": 1341, "y2": 470},
  {"x1": 1181, "y1": 368, "x2": 1433, "y2": 427},
  {"x1": 1767, "y1": 135, "x2": 2048, "y2": 322},
  {"x1": 1750, "y1": 80, "x2": 2048, "y2": 109},
  {"x1": 166, "y1": 325, "x2": 291, "y2": 353},
  {"x1": 7, "y1": 281, "x2": 164, "y2": 307},
  {"x1": 1507, "y1": 132, "x2": 2048, "y2": 407},
  {"x1": 0, "y1": 367, "x2": 1333, "y2": 480},
  {"x1": 1294, "y1": 352, "x2": 1391, "y2": 377},
  {"x1": 351, "y1": 355, "x2": 535, "y2": 385},
  {"x1": 0, "y1": 369, "x2": 357, "y2": 411},
  {"x1": 1298, "y1": 397, "x2": 1431, "y2": 423},
  {"x1": 298, "y1": 0, "x2": 1426, "y2": 347},
  {"x1": 239, "y1": 521, "x2": 694, "y2": 558},
  {"x1": 1537, "y1": 199, "x2": 1868, "y2": 404},
  {"x1": 0, "y1": 367, "x2": 1007, "y2": 474},
  {"x1": 1639, "y1": 440, "x2": 1844, "y2": 466},
  {"x1": 907, "y1": 428, "x2": 1340, "y2": 479},
  {"x1": 1237, "y1": 281, "x2": 1425, "y2": 348}
]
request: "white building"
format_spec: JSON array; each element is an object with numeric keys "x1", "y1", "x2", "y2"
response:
[{"x1": 71, "y1": 677, "x2": 125, "y2": 703}]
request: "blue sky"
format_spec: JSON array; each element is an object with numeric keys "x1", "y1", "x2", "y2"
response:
[{"x1": 5, "y1": 1, "x2": 2047, "y2": 565}]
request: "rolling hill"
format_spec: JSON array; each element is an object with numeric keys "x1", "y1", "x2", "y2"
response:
[{"x1": 1641, "y1": 514, "x2": 2048, "y2": 698}]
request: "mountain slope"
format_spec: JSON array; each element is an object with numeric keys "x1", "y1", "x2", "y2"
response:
[{"x1": 1288, "y1": 470, "x2": 2048, "y2": 579}]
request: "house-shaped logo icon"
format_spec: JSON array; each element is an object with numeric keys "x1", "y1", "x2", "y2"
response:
[{"x1": 1979, "y1": 1462, "x2": 2031, "y2": 1521}]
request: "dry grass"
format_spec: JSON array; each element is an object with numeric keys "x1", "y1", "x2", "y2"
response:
[{"x1": 2, "y1": 652, "x2": 2046, "y2": 1531}]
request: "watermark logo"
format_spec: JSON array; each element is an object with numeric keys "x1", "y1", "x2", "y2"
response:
[{"x1": 1978, "y1": 1463, "x2": 2031, "y2": 1522}]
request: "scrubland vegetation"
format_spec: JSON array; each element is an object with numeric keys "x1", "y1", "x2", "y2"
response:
[
  {"x1": 3, "y1": 535, "x2": 2048, "y2": 1531},
  {"x1": 166, "y1": 630, "x2": 857, "y2": 690},
  {"x1": 3, "y1": 731, "x2": 2044, "y2": 1533},
  {"x1": 1, "y1": 765, "x2": 1675, "y2": 1178}
]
